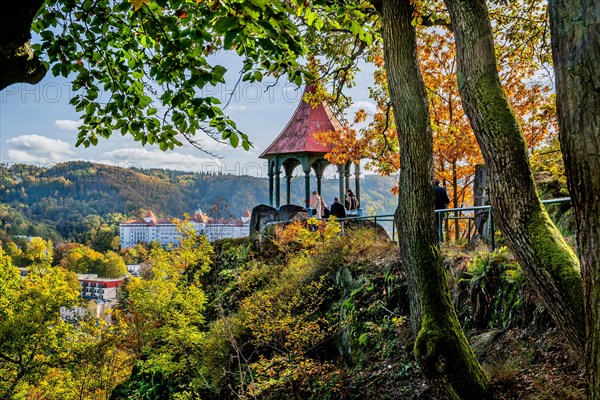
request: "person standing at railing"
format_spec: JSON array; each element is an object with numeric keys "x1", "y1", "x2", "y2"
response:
[
  {"x1": 434, "y1": 178, "x2": 450, "y2": 241},
  {"x1": 330, "y1": 197, "x2": 347, "y2": 219},
  {"x1": 310, "y1": 191, "x2": 324, "y2": 219},
  {"x1": 345, "y1": 189, "x2": 359, "y2": 215}
]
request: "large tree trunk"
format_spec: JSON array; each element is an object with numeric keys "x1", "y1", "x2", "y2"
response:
[
  {"x1": 443, "y1": 0, "x2": 584, "y2": 355},
  {"x1": 0, "y1": 1, "x2": 47, "y2": 91},
  {"x1": 379, "y1": 1, "x2": 488, "y2": 398},
  {"x1": 548, "y1": 1, "x2": 600, "y2": 397}
]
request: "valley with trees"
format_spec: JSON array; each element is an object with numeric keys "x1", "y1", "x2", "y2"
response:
[
  {"x1": 0, "y1": 0, "x2": 598, "y2": 399},
  {"x1": 0, "y1": 161, "x2": 398, "y2": 242}
]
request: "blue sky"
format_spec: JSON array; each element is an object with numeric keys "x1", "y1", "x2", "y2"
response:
[{"x1": 0, "y1": 51, "x2": 377, "y2": 177}]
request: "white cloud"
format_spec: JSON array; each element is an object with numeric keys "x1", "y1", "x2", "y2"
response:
[
  {"x1": 54, "y1": 119, "x2": 82, "y2": 131},
  {"x1": 189, "y1": 131, "x2": 229, "y2": 152},
  {"x1": 348, "y1": 100, "x2": 378, "y2": 115},
  {"x1": 5, "y1": 134, "x2": 75, "y2": 163},
  {"x1": 226, "y1": 104, "x2": 248, "y2": 112},
  {"x1": 102, "y1": 147, "x2": 220, "y2": 172},
  {"x1": 7, "y1": 150, "x2": 50, "y2": 163}
]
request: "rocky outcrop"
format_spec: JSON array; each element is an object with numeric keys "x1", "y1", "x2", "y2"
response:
[
  {"x1": 249, "y1": 205, "x2": 279, "y2": 236},
  {"x1": 278, "y1": 204, "x2": 310, "y2": 222},
  {"x1": 250, "y1": 204, "x2": 312, "y2": 236}
]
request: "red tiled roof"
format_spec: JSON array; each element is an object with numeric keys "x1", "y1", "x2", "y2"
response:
[
  {"x1": 259, "y1": 85, "x2": 342, "y2": 158},
  {"x1": 233, "y1": 218, "x2": 244, "y2": 227},
  {"x1": 121, "y1": 218, "x2": 175, "y2": 226},
  {"x1": 192, "y1": 211, "x2": 212, "y2": 223},
  {"x1": 81, "y1": 278, "x2": 123, "y2": 288},
  {"x1": 144, "y1": 210, "x2": 157, "y2": 219},
  {"x1": 242, "y1": 209, "x2": 252, "y2": 218}
]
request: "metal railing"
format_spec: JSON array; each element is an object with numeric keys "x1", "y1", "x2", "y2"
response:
[
  {"x1": 337, "y1": 214, "x2": 396, "y2": 240},
  {"x1": 336, "y1": 197, "x2": 571, "y2": 251}
]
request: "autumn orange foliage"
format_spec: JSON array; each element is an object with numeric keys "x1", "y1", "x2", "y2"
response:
[{"x1": 313, "y1": 1, "x2": 557, "y2": 240}]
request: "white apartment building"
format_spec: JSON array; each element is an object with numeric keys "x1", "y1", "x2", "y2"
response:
[
  {"x1": 60, "y1": 274, "x2": 124, "y2": 322},
  {"x1": 120, "y1": 209, "x2": 251, "y2": 248}
]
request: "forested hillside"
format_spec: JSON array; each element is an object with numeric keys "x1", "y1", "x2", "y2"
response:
[{"x1": 0, "y1": 162, "x2": 397, "y2": 242}]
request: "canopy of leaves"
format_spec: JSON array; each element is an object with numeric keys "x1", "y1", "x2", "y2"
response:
[{"x1": 32, "y1": 0, "x2": 308, "y2": 152}]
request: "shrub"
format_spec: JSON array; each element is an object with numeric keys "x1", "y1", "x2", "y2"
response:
[{"x1": 462, "y1": 247, "x2": 525, "y2": 329}]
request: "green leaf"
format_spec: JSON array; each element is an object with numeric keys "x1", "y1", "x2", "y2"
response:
[
  {"x1": 213, "y1": 16, "x2": 238, "y2": 33},
  {"x1": 229, "y1": 132, "x2": 239, "y2": 148}
]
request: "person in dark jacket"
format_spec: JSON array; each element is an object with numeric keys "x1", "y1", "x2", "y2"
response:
[
  {"x1": 434, "y1": 178, "x2": 450, "y2": 241},
  {"x1": 330, "y1": 197, "x2": 347, "y2": 219}
]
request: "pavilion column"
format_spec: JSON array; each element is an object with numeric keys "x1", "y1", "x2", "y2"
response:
[
  {"x1": 338, "y1": 165, "x2": 345, "y2": 202},
  {"x1": 267, "y1": 160, "x2": 275, "y2": 207},
  {"x1": 285, "y1": 175, "x2": 292, "y2": 205},
  {"x1": 354, "y1": 161, "x2": 361, "y2": 206},
  {"x1": 344, "y1": 162, "x2": 351, "y2": 194},
  {"x1": 316, "y1": 175, "x2": 323, "y2": 196},
  {"x1": 268, "y1": 170, "x2": 274, "y2": 206},
  {"x1": 304, "y1": 168, "x2": 311, "y2": 210},
  {"x1": 274, "y1": 160, "x2": 281, "y2": 208}
]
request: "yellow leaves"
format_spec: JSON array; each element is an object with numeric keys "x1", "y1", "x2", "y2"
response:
[
  {"x1": 314, "y1": 127, "x2": 364, "y2": 166},
  {"x1": 274, "y1": 219, "x2": 342, "y2": 255},
  {"x1": 372, "y1": 54, "x2": 385, "y2": 68},
  {"x1": 130, "y1": 0, "x2": 148, "y2": 11},
  {"x1": 354, "y1": 108, "x2": 367, "y2": 124},
  {"x1": 238, "y1": 261, "x2": 341, "y2": 398}
]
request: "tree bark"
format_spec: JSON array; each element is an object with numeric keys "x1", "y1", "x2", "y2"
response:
[
  {"x1": 473, "y1": 164, "x2": 489, "y2": 239},
  {"x1": 0, "y1": 1, "x2": 47, "y2": 91},
  {"x1": 452, "y1": 159, "x2": 459, "y2": 241},
  {"x1": 444, "y1": 0, "x2": 584, "y2": 355},
  {"x1": 379, "y1": 0, "x2": 489, "y2": 398},
  {"x1": 548, "y1": 1, "x2": 600, "y2": 397}
]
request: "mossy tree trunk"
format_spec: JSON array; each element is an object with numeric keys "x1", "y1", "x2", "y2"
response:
[
  {"x1": 378, "y1": 0, "x2": 488, "y2": 398},
  {"x1": 548, "y1": 1, "x2": 600, "y2": 397},
  {"x1": 0, "y1": 2, "x2": 47, "y2": 91},
  {"x1": 443, "y1": 0, "x2": 584, "y2": 355}
]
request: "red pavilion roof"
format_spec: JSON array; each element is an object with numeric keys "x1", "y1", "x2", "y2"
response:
[{"x1": 259, "y1": 86, "x2": 343, "y2": 158}]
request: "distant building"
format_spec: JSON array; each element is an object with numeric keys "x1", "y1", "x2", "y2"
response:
[
  {"x1": 119, "y1": 208, "x2": 251, "y2": 248},
  {"x1": 126, "y1": 264, "x2": 143, "y2": 277},
  {"x1": 119, "y1": 210, "x2": 179, "y2": 248},
  {"x1": 60, "y1": 274, "x2": 124, "y2": 322},
  {"x1": 80, "y1": 275, "x2": 123, "y2": 301},
  {"x1": 192, "y1": 208, "x2": 252, "y2": 242},
  {"x1": 60, "y1": 299, "x2": 114, "y2": 322}
]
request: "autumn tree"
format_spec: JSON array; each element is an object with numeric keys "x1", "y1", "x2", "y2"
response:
[
  {"x1": 0, "y1": 245, "x2": 133, "y2": 398},
  {"x1": 91, "y1": 225, "x2": 119, "y2": 253},
  {"x1": 22, "y1": 237, "x2": 54, "y2": 269},
  {"x1": 115, "y1": 221, "x2": 213, "y2": 398},
  {"x1": 442, "y1": 0, "x2": 584, "y2": 358},
  {"x1": 315, "y1": 2, "x2": 556, "y2": 243},
  {"x1": 376, "y1": 0, "x2": 489, "y2": 397},
  {"x1": 60, "y1": 245, "x2": 127, "y2": 278},
  {"x1": 420, "y1": 27, "x2": 483, "y2": 240},
  {"x1": 0, "y1": 253, "x2": 80, "y2": 397}
]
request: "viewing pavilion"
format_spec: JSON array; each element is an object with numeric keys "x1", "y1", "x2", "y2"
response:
[{"x1": 259, "y1": 85, "x2": 362, "y2": 211}]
